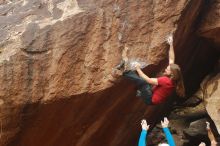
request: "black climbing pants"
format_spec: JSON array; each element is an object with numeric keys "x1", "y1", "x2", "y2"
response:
[{"x1": 123, "y1": 71, "x2": 152, "y2": 104}]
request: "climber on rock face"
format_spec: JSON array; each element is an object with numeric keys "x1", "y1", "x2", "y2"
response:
[
  {"x1": 138, "y1": 117, "x2": 176, "y2": 146},
  {"x1": 112, "y1": 34, "x2": 185, "y2": 105}
]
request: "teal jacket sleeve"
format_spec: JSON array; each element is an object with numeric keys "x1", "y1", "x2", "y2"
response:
[
  {"x1": 138, "y1": 130, "x2": 147, "y2": 146},
  {"x1": 162, "y1": 127, "x2": 176, "y2": 146}
]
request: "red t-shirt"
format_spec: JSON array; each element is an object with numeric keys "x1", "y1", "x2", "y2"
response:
[{"x1": 152, "y1": 76, "x2": 174, "y2": 104}]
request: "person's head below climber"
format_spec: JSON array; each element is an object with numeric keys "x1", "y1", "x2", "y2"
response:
[{"x1": 158, "y1": 143, "x2": 169, "y2": 146}]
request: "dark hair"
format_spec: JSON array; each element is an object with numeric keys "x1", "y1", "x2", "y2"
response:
[{"x1": 170, "y1": 64, "x2": 185, "y2": 97}]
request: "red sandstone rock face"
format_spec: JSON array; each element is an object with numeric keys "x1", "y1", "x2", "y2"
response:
[{"x1": 0, "y1": 0, "x2": 219, "y2": 146}]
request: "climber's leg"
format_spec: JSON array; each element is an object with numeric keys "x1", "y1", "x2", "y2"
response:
[
  {"x1": 123, "y1": 71, "x2": 153, "y2": 104},
  {"x1": 138, "y1": 84, "x2": 152, "y2": 104},
  {"x1": 123, "y1": 70, "x2": 146, "y2": 86}
]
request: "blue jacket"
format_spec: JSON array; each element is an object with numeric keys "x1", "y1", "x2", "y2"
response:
[{"x1": 138, "y1": 127, "x2": 176, "y2": 146}]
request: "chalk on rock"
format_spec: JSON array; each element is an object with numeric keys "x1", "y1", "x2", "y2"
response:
[
  {"x1": 127, "y1": 59, "x2": 148, "y2": 70},
  {"x1": 166, "y1": 34, "x2": 173, "y2": 45}
]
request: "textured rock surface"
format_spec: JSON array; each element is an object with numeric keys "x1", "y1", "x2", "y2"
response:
[
  {"x1": 198, "y1": 0, "x2": 220, "y2": 47},
  {"x1": 183, "y1": 119, "x2": 210, "y2": 145},
  {"x1": 0, "y1": 0, "x2": 219, "y2": 146},
  {"x1": 197, "y1": 65, "x2": 220, "y2": 134}
]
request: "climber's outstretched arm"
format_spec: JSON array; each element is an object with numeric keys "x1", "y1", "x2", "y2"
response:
[
  {"x1": 135, "y1": 65, "x2": 158, "y2": 85},
  {"x1": 167, "y1": 35, "x2": 175, "y2": 64},
  {"x1": 138, "y1": 119, "x2": 150, "y2": 146}
]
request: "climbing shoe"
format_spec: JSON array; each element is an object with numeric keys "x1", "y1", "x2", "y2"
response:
[{"x1": 136, "y1": 90, "x2": 142, "y2": 97}]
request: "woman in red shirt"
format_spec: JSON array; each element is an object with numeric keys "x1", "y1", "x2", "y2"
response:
[{"x1": 115, "y1": 35, "x2": 185, "y2": 104}]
